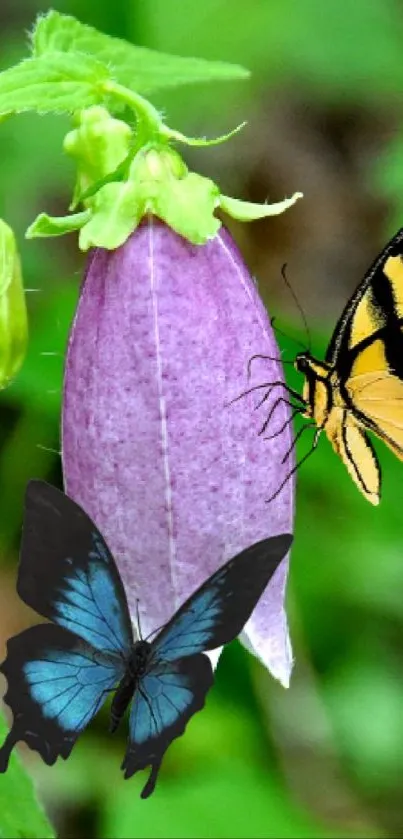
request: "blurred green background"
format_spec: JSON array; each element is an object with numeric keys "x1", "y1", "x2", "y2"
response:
[{"x1": 1, "y1": 0, "x2": 403, "y2": 837}]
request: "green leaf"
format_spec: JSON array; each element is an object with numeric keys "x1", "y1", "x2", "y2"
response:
[
  {"x1": 0, "y1": 53, "x2": 109, "y2": 115},
  {"x1": 0, "y1": 710, "x2": 55, "y2": 838},
  {"x1": 220, "y1": 191, "x2": 303, "y2": 221},
  {"x1": 26, "y1": 210, "x2": 91, "y2": 239},
  {"x1": 32, "y1": 11, "x2": 250, "y2": 94}
]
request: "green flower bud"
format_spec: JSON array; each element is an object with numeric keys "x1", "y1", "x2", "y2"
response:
[
  {"x1": 0, "y1": 220, "x2": 28, "y2": 387},
  {"x1": 63, "y1": 106, "x2": 133, "y2": 208}
]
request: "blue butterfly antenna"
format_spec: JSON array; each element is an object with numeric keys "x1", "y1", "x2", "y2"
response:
[
  {"x1": 144, "y1": 621, "x2": 168, "y2": 642},
  {"x1": 135, "y1": 599, "x2": 143, "y2": 641}
]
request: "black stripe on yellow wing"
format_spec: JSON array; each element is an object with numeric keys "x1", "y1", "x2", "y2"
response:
[
  {"x1": 329, "y1": 410, "x2": 381, "y2": 505},
  {"x1": 325, "y1": 227, "x2": 403, "y2": 381},
  {"x1": 346, "y1": 371, "x2": 403, "y2": 461},
  {"x1": 340, "y1": 416, "x2": 381, "y2": 505}
]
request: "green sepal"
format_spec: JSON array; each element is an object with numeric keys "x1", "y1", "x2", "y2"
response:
[
  {"x1": 26, "y1": 146, "x2": 303, "y2": 250},
  {"x1": 26, "y1": 210, "x2": 91, "y2": 239},
  {"x1": 162, "y1": 121, "x2": 247, "y2": 148},
  {"x1": 77, "y1": 149, "x2": 221, "y2": 250},
  {"x1": 153, "y1": 171, "x2": 221, "y2": 243},
  {"x1": 63, "y1": 106, "x2": 132, "y2": 208},
  {"x1": 0, "y1": 220, "x2": 28, "y2": 387},
  {"x1": 219, "y1": 192, "x2": 303, "y2": 221},
  {"x1": 32, "y1": 11, "x2": 250, "y2": 94},
  {"x1": 78, "y1": 183, "x2": 143, "y2": 250}
]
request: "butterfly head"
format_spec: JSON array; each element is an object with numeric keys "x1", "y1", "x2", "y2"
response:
[{"x1": 294, "y1": 351, "x2": 312, "y2": 374}]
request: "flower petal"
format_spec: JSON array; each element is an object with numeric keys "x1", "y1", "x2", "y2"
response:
[{"x1": 62, "y1": 218, "x2": 294, "y2": 684}]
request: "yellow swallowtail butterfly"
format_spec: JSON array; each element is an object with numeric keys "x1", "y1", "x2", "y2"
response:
[
  {"x1": 248, "y1": 228, "x2": 403, "y2": 504},
  {"x1": 290, "y1": 227, "x2": 403, "y2": 504}
]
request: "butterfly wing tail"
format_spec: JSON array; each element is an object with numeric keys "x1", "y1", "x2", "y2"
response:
[
  {"x1": 0, "y1": 730, "x2": 18, "y2": 773},
  {"x1": 139, "y1": 760, "x2": 162, "y2": 799},
  {"x1": 122, "y1": 654, "x2": 214, "y2": 797},
  {"x1": 123, "y1": 755, "x2": 162, "y2": 799}
]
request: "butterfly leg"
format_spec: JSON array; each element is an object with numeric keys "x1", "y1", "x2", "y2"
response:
[
  {"x1": 259, "y1": 399, "x2": 303, "y2": 437},
  {"x1": 281, "y1": 422, "x2": 317, "y2": 463},
  {"x1": 266, "y1": 426, "x2": 320, "y2": 503},
  {"x1": 227, "y1": 380, "x2": 305, "y2": 410},
  {"x1": 253, "y1": 382, "x2": 302, "y2": 411}
]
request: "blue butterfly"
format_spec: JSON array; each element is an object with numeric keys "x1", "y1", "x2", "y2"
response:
[{"x1": 0, "y1": 480, "x2": 292, "y2": 798}]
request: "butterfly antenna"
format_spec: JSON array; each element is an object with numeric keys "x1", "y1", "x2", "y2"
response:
[
  {"x1": 266, "y1": 427, "x2": 320, "y2": 504},
  {"x1": 135, "y1": 599, "x2": 143, "y2": 641},
  {"x1": 280, "y1": 263, "x2": 312, "y2": 352},
  {"x1": 270, "y1": 316, "x2": 307, "y2": 356},
  {"x1": 247, "y1": 352, "x2": 295, "y2": 380},
  {"x1": 144, "y1": 620, "x2": 167, "y2": 642}
]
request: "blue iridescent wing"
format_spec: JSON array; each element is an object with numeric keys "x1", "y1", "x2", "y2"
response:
[
  {"x1": 122, "y1": 654, "x2": 213, "y2": 798},
  {"x1": 123, "y1": 534, "x2": 292, "y2": 797},
  {"x1": 152, "y1": 534, "x2": 292, "y2": 661},
  {"x1": 17, "y1": 481, "x2": 133, "y2": 656},
  {"x1": 0, "y1": 623, "x2": 124, "y2": 771}
]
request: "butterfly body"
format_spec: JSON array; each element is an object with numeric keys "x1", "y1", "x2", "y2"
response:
[
  {"x1": 0, "y1": 481, "x2": 291, "y2": 798},
  {"x1": 110, "y1": 641, "x2": 152, "y2": 733},
  {"x1": 289, "y1": 229, "x2": 403, "y2": 504}
]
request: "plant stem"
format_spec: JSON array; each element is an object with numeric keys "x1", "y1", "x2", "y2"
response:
[{"x1": 102, "y1": 81, "x2": 162, "y2": 145}]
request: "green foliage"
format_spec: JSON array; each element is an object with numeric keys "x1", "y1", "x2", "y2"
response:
[
  {"x1": 0, "y1": 711, "x2": 55, "y2": 838},
  {"x1": 32, "y1": 11, "x2": 250, "y2": 93},
  {"x1": 0, "y1": 12, "x2": 302, "y2": 251},
  {"x1": 0, "y1": 54, "x2": 109, "y2": 115},
  {"x1": 102, "y1": 762, "x2": 336, "y2": 839}
]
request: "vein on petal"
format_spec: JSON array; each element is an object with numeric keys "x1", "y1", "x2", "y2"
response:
[{"x1": 148, "y1": 216, "x2": 178, "y2": 603}]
